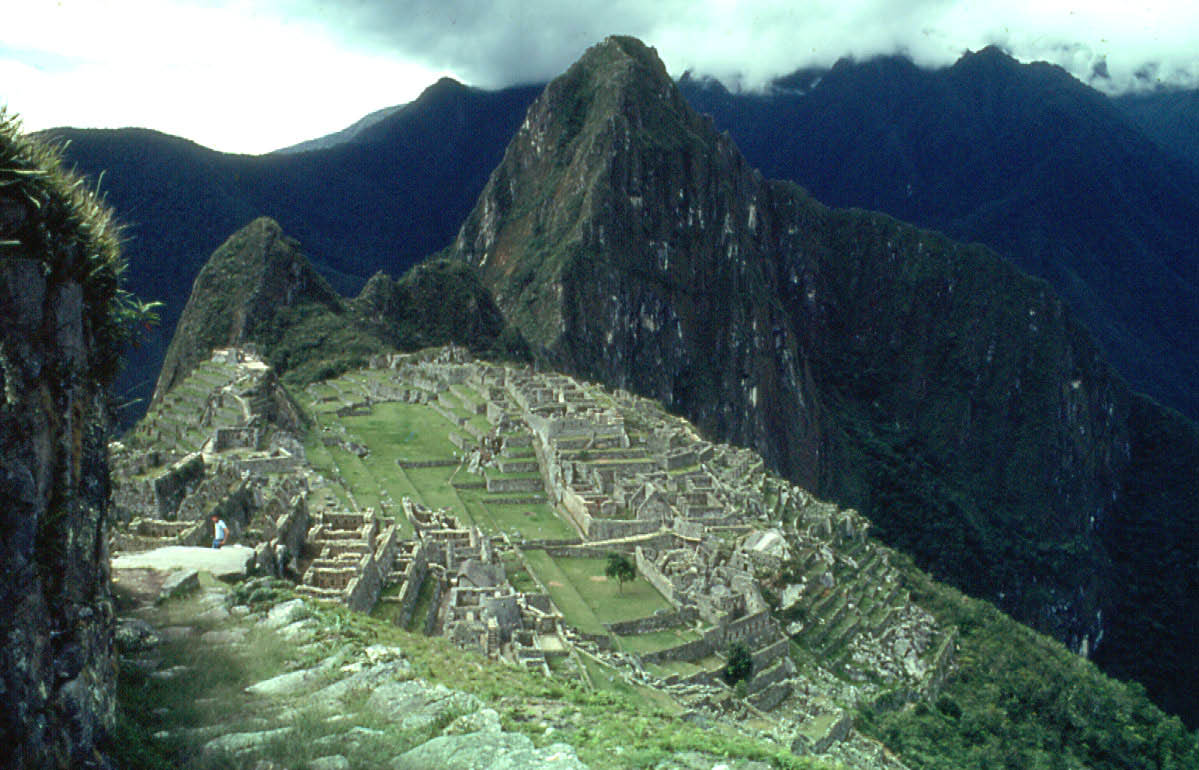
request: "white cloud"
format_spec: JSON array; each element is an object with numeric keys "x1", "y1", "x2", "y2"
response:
[{"x1": 2, "y1": 0, "x2": 1196, "y2": 152}]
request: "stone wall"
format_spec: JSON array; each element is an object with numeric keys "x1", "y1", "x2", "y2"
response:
[
  {"x1": 586, "y1": 517, "x2": 659, "y2": 541},
  {"x1": 214, "y1": 426, "x2": 259, "y2": 451},
  {"x1": 750, "y1": 636, "x2": 790, "y2": 672},
  {"x1": 639, "y1": 609, "x2": 780, "y2": 667},
  {"x1": 111, "y1": 477, "x2": 158, "y2": 523},
  {"x1": 152, "y1": 453, "x2": 206, "y2": 517},
  {"x1": 256, "y1": 494, "x2": 311, "y2": 577},
  {"x1": 393, "y1": 544, "x2": 429, "y2": 629},
  {"x1": 744, "y1": 656, "x2": 792, "y2": 696},
  {"x1": 345, "y1": 548, "x2": 383, "y2": 614},
  {"x1": 749, "y1": 681, "x2": 792, "y2": 712},
  {"x1": 640, "y1": 636, "x2": 712, "y2": 665},
  {"x1": 635, "y1": 546, "x2": 679, "y2": 607},
  {"x1": 707, "y1": 609, "x2": 775, "y2": 650},
  {"x1": 424, "y1": 578, "x2": 445, "y2": 636},
  {"x1": 605, "y1": 607, "x2": 698, "y2": 635},
  {"x1": 397, "y1": 459, "x2": 459, "y2": 469},
  {"x1": 0, "y1": 136, "x2": 123, "y2": 767},
  {"x1": 485, "y1": 475, "x2": 544, "y2": 493},
  {"x1": 234, "y1": 452, "x2": 300, "y2": 476}
]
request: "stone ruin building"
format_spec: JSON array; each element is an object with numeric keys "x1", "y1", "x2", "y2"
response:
[{"x1": 111, "y1": 345, "x2": 957, "y2": 759}]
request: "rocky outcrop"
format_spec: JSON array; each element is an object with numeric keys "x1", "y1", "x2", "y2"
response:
[
  {"x1": 447, "y1": 36, "x2": 1198, "y2": 716},
  {"x1": 0, "y1": 112, "x2": 125, "y2": 768}
]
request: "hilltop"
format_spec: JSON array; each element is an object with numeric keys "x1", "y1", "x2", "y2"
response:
[{"x1": 154, "y1": 216, "x2": 528, "y2": 404}]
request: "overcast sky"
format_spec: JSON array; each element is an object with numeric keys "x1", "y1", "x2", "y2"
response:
[{"x1": 2, "y1": 0, "x2": 1195, "y2": 154}]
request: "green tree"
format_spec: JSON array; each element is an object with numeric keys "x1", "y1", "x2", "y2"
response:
[
  {"x1": 723, "y1": 642, "x2": 753, "y2": 686},
  {"x1": 605, "y1": 552, "x2": 636, "y2": 593}
]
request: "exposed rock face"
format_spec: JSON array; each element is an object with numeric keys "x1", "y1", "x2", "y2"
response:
[
  {"x1": 448, "y1": 36, "x2": 1198, "y2": 714},
  {"x1": 0, "y1": 114, "x2": 121, "y2": 768}
]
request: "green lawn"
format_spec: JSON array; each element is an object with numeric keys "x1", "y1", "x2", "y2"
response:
[
  {"x1": 326, "y1": 445, "x2": 383, "y2": 513},
  {"x1": 551, "y1": 556, "x2": 673, "y2": 624},
  {"x1": 457, "y1": 490, "x2": 577, "y2": 540},
  {"x1": 521, "y1": 550, "x2": 608, "y2": 636},
  {"x1": 341, "y1": 402, "x2": 458, "y2": 462},
  {"x1": 644, "y1": 654, "x2": 725, "y2": 680},
  {"x1": 616, "y1": 628, "x2": 701, "y2": 655},
  {"x1": 404, "y1": 465, "x2": 465, "y2": 512},
  {"x1": 520, "y1": 552, "x2": 674, "y2": 636}
]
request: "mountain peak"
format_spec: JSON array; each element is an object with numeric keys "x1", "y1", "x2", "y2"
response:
[
  {"x1": 449, "y1": 36, "x2": 742, "y2": 350},
  {"x1": 448, "y1": 37, "x2": 1157, "y2": 658},
  {"x1": 153, "y1": 216, "x2": 341, "y2": 401}
]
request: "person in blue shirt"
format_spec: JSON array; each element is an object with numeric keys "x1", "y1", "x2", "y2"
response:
[{"x1": 211, "y1": 514, "x2": 228, "y2": 549}]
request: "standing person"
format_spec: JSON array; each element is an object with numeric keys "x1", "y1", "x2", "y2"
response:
[{"x1": 211, "y1": 514, "x2": 228, "y2": 549}]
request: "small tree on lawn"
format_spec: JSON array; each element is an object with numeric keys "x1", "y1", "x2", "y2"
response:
[{"x1": 605, "y1": 552, "x2": 636, "y2": 594}]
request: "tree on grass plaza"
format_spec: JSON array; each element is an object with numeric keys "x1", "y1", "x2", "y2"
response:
[{"x1": 605, "y1": 552, "x2": 636, "y2": 593}]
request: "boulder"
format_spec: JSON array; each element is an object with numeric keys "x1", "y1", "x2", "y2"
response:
[
  {"x1": 365, "y1": 680, "x2": 482, "y2": 732},
  {"x1": 112, "y1": 545, "x2": 255, "y2": 580},
  {"x1": 115, "y1": 618, "x2": 161, "y2": 653}
]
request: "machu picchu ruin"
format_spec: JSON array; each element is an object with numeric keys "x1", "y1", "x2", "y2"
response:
[{"x1": 107, "y1": 344, "x2": 959, "y2": 764}]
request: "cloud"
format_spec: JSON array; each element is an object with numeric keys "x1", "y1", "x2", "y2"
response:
[
  {"x1": 2, "y1": 0, "x2": 1196, "y2": 152},
  {"x1": 265, "y1": 0, "x2": 1199, "y2": 94}
]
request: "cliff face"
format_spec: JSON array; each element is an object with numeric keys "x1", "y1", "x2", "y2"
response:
[
  {"x1": 448, "y1": 37, "x2": 1191, "y2": 691},
  {"x1": 0, "y1": 113, "x2": 122, "y2": 768}
]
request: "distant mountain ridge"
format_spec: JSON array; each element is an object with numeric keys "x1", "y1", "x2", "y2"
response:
[
  {"x1": 678, "y1": 47, "x2": 1199, "y2": 421},
  {"x1": 272, "y1": 103, "x2": 405, "y2": 154},
  {"x1": 43, "y1": 79, "x2": 541, "y2": 421},
  {"x1": 447, "y1": 36, "x2": 1199, "y2": 726},
  {"x1": 44, "y1": 48, "x2": 1198, "y2": 427}
]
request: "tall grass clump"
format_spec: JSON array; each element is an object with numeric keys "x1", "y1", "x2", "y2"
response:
[{"x1": 0, "y1": 107, "x2": 158, "y2": 383}]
